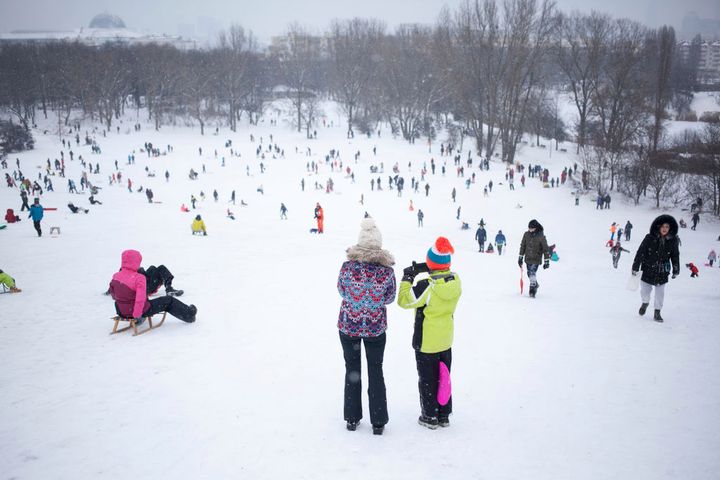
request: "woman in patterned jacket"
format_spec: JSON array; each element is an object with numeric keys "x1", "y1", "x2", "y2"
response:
[{"x1": 337, "y1": 217, "x2": 396, "y2": 435}]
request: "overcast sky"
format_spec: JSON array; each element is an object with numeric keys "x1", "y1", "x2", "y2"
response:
[{"x1": 0, "y1": 0, "x2": 718, "y2": 44}]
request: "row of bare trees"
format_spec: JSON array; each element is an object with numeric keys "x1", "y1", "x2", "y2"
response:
[{"x1": 0, "y1": 0, "x2": 711, "y2": 209}]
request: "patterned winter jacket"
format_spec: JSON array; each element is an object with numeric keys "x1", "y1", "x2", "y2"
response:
[
  {"x1": 337, "y1": 260, "x2": 396, "y2": 337},
  {"x1": 519, "y1": 229, "x2": 551, "y2": 265},
  {"x1": 109, "y1": 249, "x2": 150, "y2": 318}
]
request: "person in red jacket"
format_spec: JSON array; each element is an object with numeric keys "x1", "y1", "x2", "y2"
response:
[
  {"x1": 314, "y1": 203, "x2": 324, "y2": 233},
  {"x1": 686, "y1": 263, "x2": 699, "y2": 278},
  {"x1": 5, "y1": 208, "x2": 20, "y2": 223},
  {"x1": 109, "y1": 250, "x2": 197, "y2": 324}
]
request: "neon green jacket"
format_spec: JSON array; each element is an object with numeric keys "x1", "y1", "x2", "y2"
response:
[
  {"x1": 398, "y1": 270, "x2": 461, "y2": 353},
  {"x1": 0, "y1": 272, "x2": 16, "y2": 289}
]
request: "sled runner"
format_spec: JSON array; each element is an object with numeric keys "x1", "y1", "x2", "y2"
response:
[{"x1": 110, "y1": 312, "x2": 167, "y2": 336}]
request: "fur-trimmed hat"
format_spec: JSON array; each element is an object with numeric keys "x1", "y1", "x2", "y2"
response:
[{"x1": 426, "y1": 236, "x2": 454, "y2": 270}]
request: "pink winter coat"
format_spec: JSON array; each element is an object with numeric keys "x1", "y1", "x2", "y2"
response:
[{"x1": 109, "y1": 249, "x2": 150, "y2": 318}]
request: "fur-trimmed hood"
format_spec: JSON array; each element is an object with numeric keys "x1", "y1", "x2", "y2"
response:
[
  {"x1": 346, "y1": 245, "x2": 395, "y2": 267},
  {"x1": 649, "y1": 214, "x2": 678, "y2": 237}
]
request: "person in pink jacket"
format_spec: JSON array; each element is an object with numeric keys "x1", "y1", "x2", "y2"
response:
[{"x1": 109, "y1": 249, "x2": 197, "y2": 324}]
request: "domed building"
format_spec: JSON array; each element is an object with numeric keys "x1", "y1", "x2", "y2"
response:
[
  {"x1": 88, "y1": 13, "x2": 127, "y2": 30},
  {"x1": 0, "y1": 13, "x2": 195, "y2": 49}
]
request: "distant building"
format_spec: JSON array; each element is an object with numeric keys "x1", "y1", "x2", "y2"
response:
[
  {"x1": 0, "y1": 13, "x2": 196, "y2": 50},
  {"x1": 678, "y1": 39, "x2": 720, "y2": 86}
]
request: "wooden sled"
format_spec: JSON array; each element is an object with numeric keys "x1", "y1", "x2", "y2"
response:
[{"x1": 111, "y1": 312, "x2": 167, "y2": 336}]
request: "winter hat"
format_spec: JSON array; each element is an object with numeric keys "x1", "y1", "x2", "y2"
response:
[
  {"x1": 426, "y1": 236, "x2": 455, "y2": 271},
  {"x1": 528, "y1": 219, "x2": 541, "y2": 230},
  {"x1": 195, "y1": 214, "x2": 202, "y2": 221},
  {"x1": 356, "y1": 217, "x2": 382, "y2": 250}
]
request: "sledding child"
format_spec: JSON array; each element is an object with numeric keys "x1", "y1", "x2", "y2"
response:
[
  {"x1": 398, "y1": 237, "x2": 462, "y2": 429},
  {"x1": 192, "y1": 215, "x2": 207, "y2": 235},
  {"x1": 0, "y1": 269, "x2": 21, "y2": 293},
  {"x1": 708, "y1": 250, "x2": 716, "y2": 267},
  {"x1": 486, "y1": 243, "x2": 494, "y2": 253},
  {"x1": 609, "y1": 241, "x2": 630, "y2": 269},
  {"x1": 109, "y1": 250, "x2": 196, "y2": 325},
  {"x1": 686, "y1": 263, "x2": 699, "y2": 277}
]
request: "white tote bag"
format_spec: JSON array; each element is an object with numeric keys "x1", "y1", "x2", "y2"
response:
[{"x1": 626, "y1": 273, "x2": 640, "y2": 291}]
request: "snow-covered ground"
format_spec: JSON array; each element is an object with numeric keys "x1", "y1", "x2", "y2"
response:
[{"x1": 1, "y1": 103, "x2": 719, "y2": 480}]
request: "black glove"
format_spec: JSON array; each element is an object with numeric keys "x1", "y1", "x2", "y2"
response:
[
  {"x1": 543, "y1": 259, "x2": 550, "y2": 269},
  {"x1": 402, "y1": 265, "x2": 417, "y2": 282},
  {"x1": 518, "y1": 256, "x2": 524, "y2": 268},
  {"x1": 671, "y1": 274, "x2": 677, "y2": 279},
  {"x1": 402, "y1": 262, "x2": 428, "y2": 282}
]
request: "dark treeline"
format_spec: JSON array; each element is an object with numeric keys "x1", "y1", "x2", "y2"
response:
[{"x1": 0, "y1": 0, "x2": 716, "y2": 211}]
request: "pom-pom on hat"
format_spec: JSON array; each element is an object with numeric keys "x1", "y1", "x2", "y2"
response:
[
  {"x1": 357, "y1": 217, "x2": 382, "y2": 249},
  {"x1": 426, "y1": 236, "x2": 454, "y2": 270}
]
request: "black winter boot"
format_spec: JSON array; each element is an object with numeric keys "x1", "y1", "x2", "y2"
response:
[
  {"x1": 346, "y1": 420, "x2": 359, "y2": 431},
  {"x1": 418, "y1": 415, "x2": 439, "y2": 430},
  {"x1": 654, "y1": 310, "x2": 664, "y2": 323},
  {"x1": 639, "y1": 303, "x2": 649, "y2": 315},
  {"x1": 372, "y1": 425, "x2": 384, "y2": 435}
]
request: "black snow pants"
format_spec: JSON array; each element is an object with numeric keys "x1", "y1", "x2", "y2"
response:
[
  {"x1": 339, "y1": 331, "x2": 388, "y2": 427},
  {"x1": 143, "y1": 296, "x2": 195, "y2": 322},
  {"x1": 415, "y1": 348, "x2": 452, "y2": 419},
  {"x1": 143, "y1": 265, "x2": 173, "y2": 294},
  {"x1": 33, "y1": 220, "x2": 41, "y2": 237}
]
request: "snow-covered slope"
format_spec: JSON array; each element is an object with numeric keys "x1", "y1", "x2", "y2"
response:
[{"x1": 1, "y1": 106, "x2": 719, "y2": 480}]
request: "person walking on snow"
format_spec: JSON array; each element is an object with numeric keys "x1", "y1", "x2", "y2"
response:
[
  {"x1": 28, "y1": 198, "x2": 44, "y2": 237},
  {"x1": 337, "y1": 218, "x2": 396, "y2": 435},
  {"x1": 691, "y1": 212, "x2": 700, "y2": 230},
  {"x1": 708, "y1": 249, "x2": 716, "y2": 267},
  {"x1": 495, "y1": 230, "x2": 506, "y2": 255},
  {"x1": 398, "y1": 237, "x2": 462, "y2": 430},
  {"x1": 475, "y1": 224, "x2": 487, "y2": 252},
  {"x1": 625, "y1": 221, "x2": 633, "y2": 241},
  {"x1": 610, "y1": 241, "x2": 630, "y2": 269},
  {"x1": 417, "y1": 209, "x2": 424, "y2": 227},
  {"x1": 518, "y1": 219, "x2": 552, "y2": 298},
  {"x1": 280, "y1": 203, "x2": 288, "y2": 219},
  {"x1": 631, "y1": 214, "x2": 680, "y2": 323},
  {"x1": 686, "y1": 263, "x2": 699, "y2": 278}
]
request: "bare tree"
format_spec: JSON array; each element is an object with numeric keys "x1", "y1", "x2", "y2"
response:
[
  {"x1": 555, "y1": 11, "x2": 610, "y2": 153},
  {"x1": 328, "y1": 18, "x2": 385, "y2": 136}
]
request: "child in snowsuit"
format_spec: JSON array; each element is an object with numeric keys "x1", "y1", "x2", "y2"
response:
[
  {"x1": 686, "y1": 263, "x2": 699, "y2": 277},
  {"x1": 708, "y1": 250, "x2": 716, "y2": 267},
  {"x1": 398, "y1": 237, "x2": 462, "y2": 430},
  {"x1": 192, "y1": 215, "x2": 207, "y2": 235},
  {"x1": 0, "y1": 269, "x2": 21, "y2": 293},
  {"x1": 314, "y1": 203, "x2": 324, "y2": 233},
  {"x1": 610, "y1": 241, "x2": 630, "y2": 269}
]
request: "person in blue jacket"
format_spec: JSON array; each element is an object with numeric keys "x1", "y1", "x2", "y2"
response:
[
  {"x1": 474, "y1": 224, "x2": 487, "y2": 252},
  {"x1": 495, "y1": 230, "x2": 506, "y2": 255},
  {"x1": 28, "y1": 198, "x2": 44, "y2": 237}
]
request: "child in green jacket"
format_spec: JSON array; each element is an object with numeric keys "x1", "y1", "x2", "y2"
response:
[{"x1": 398, "y1": 237, "x2": 461, "y2": 429}]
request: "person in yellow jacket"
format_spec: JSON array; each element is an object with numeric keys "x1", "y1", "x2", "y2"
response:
[
  {"x1": 398, "y1": 236, "x2": 461, "y2": 430},
  {"x1": 192, "y1": 214, "x2": 207, "y2": 236},
  {"x1": 0, "y1": 268, "x2": 21, "y2": 293}
]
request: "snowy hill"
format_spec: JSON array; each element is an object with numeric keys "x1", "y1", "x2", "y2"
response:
[{"x1": 1, "y1": 104, "x2": 719, "y2": 480}]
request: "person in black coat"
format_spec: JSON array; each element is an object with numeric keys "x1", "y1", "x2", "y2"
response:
[{"x1": 631, "y1": 214, "x2": 680, "y2": 323}]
